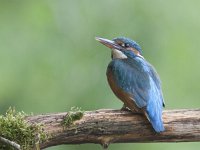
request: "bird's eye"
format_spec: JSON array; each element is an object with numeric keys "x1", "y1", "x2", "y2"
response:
[
  {"x1": 121, "y1": 43, "x2": 125, "y2": 47},
  {"x1": 124, "y1": 43, "x2": 129, "y2": 47},
  {"x1": 121, "y1": 43, "x2": 129, "y2": 48},
  {"x1": 118, "y1": 42, "x2": 130, "y2": 48}
]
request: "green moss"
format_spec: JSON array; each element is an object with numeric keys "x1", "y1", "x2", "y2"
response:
[
  {"x1": 62, "y1": 107, "x2": 84, "y2": 127},
  {"x1": 0, "y1": 107, "x2": 48, "y2": 150}
]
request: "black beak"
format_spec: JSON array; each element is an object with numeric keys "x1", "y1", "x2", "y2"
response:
[{"x1": 95, "y1": 37, "x2": 121, "y2": 50}]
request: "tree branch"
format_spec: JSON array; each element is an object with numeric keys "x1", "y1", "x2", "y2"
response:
[
  {"x1": 25, "y1": 109, "x2": 200, "y2": 149},
  {"x1": 0, "y1": 136, "x2": 20, "y2": 150}
]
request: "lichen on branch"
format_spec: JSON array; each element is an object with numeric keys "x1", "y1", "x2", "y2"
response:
[
  {"x1": 0, "y1": 107, "x2": 48, "y2": 150},
  {"x1": 61, "y1": 107, "x2": 84, "y2": 127}
]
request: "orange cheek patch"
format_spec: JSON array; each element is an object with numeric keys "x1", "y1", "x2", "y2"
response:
[{"x1": 127, "y1": 47, "x2": 144, "y2": 58}]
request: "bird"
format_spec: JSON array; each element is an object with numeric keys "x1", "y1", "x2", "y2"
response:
[{"x1": 95, "y1": 36, "x2": 165, "y2": 133}]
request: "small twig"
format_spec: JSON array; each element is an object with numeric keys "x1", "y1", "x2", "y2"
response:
[{"x1": 0, "y1": 136, "x2": 21, "y2": 150}]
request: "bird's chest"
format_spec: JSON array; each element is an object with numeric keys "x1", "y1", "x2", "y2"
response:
[
  {"x1": 106, "y1": 67, "x2": 126, "y2": 100},
  {"x1": 106, "y1": 58, "x2": 150, "y2": 88},
  {"x1": 106, "y1": 59, "x2": 135, "y2": 90},
  {"x1": 106, "y1": 60, "x2": 140, "y2": 111}
]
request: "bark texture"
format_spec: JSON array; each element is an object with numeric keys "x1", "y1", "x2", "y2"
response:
[{"x1": 25, "y1": 109, "x2": 200, "y2": 149}]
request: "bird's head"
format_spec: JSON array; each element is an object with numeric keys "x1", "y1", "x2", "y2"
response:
[{"x1": 95, "y1": 36, "x2": 143, "y2": 59}]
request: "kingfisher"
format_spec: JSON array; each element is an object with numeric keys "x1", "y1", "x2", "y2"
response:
[{"x1": 95, "y1": 36, "x2": 165, "y2": 133}]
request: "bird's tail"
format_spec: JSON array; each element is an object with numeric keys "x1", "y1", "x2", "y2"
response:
[{"x1": 145, "y1": 108, "x2": 165, "y2": 133}]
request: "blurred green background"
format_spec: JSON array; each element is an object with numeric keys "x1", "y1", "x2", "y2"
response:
[{"x1": 0, "y1": 0, "x2": 200, "y2": 150}]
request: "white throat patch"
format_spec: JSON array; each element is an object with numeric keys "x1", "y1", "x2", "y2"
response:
[{"x1": 111, "y1": 49, "x2": 127, "y2": 59}]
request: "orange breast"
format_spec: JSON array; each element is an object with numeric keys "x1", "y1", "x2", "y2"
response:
[{"x1": 106, "y1": 69, "x2": 141, "y2": 112}]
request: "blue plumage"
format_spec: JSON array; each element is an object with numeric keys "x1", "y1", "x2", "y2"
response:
[{"x1": 96, "y1": 36, "x2": 165, "y2": 133}]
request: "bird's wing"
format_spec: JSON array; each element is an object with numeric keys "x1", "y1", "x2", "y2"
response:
[
  {"x1": 108, "y1": 58, "x2": 165, "y2": 132},
  {"x1": 148, "y1": 64, "x2": 165, "y2": 107},
  {"x1": 110, "y1": 58, "x2": 164, "y2": 108}
]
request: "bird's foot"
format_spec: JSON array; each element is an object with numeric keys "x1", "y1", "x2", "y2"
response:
[{"x1": 120, "y1": 105, "x2": 131, "y2": 112}]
